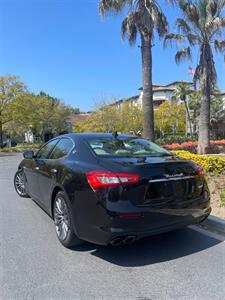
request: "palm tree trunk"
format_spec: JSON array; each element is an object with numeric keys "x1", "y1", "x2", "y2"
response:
[
  {"x1": 197, "y1": 43, "x2": 213, "y2": 154},
  {"x1": 141, "y1": 34, "x2": 154, "y2": 141},
  {"x1": 198, "y1": 81, "x2": 210, "y2": 154}
]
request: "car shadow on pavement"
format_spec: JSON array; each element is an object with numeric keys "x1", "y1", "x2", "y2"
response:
[{"x1": 73, "y1": 227, "x2": 223, "y2": 267}]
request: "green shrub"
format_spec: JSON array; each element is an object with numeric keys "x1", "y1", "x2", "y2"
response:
[{"x1": 172, "y1": 150, "x2": 225, "y2": 174}]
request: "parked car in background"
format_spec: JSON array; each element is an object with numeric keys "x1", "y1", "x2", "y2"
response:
[{"x1": 14, "y1": 133, "x2": 211, "y2": 248}]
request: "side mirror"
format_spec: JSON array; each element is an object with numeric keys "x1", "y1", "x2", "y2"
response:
[{"x1": 23, "y1": 150, "x2": 35, "y2": 159}]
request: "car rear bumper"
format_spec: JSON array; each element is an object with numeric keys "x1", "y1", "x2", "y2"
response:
[{"x1": 76, "y1": 201, "x2": 211, "y2": 245}]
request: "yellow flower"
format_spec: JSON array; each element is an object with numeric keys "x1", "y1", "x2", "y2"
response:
[{"x1": 171, "y1": 151, "x2": 225, "y2": 174}]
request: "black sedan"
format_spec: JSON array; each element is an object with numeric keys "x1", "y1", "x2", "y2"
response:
[{"x1": 14, "y1": 133, "x2": 211, "y2": 248}]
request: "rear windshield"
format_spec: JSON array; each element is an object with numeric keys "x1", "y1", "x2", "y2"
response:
[{"x1": 87, "y1": 137, "x2": 171, "y2": 157}]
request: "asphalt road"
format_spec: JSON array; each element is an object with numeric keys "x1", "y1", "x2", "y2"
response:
[{"x1": 0, "y1": 154, "x2": 225, "y2": 300}]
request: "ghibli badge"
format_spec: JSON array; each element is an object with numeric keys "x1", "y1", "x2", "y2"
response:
[{"x1": 164, "y1": 173, "x2": 184, "y2": 178}]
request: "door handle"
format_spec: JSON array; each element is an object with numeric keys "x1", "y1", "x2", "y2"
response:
[{"x1": 50, "y1": 168, "x2": 58, "y2": 174}]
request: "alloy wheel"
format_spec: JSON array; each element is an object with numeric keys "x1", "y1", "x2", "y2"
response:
[
  {"x1": 15, "y1": 171, "x2": 27, "y2": 196},
  {"x1": 54, "y1": 197, "x2": 70, "y2": 241}
]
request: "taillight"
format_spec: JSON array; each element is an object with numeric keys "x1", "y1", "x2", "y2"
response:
[
  {"x1": 86, "y1": 170, "x2": 139, "y2": 190},
  {"x1": 194, "y1": 166, "x2": 205, "y2": 177}
]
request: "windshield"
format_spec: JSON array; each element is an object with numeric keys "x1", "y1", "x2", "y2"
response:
[{"x1": 87, "y1": 137, "x2": 171, "y2": 157}]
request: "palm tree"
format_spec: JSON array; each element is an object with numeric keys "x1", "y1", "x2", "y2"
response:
[
  {"x1": 164, "y1": 0, "x2": 225, "y2": 153},
  {"x1": 175, "y1": 82, "x2": 193, "y2": 137},
  {"x1": 99, "y1": 0, "x2": 169, "y2": 141},
  {"x1": 188, "y1": 87, "x2": 225, "y2": 137}
]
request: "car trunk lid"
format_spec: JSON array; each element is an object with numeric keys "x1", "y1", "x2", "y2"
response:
[{"x1": 99, "y1": 155, "x2": 204, "y2": 207}]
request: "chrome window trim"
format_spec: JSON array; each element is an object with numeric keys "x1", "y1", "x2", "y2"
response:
[
  {"x1": 35, "y1": 138, "x2": 61, "y2": 159},
  {"x1": 48, "y1": 137, "x2": 75, "y2": 160}
]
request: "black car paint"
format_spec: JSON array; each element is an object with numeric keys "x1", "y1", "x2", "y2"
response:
[{"x1": 18, "y1": 133, "x2": 211, "y2": 245}]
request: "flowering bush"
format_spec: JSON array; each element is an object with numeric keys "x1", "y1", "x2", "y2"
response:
[
  {"x1": 172, "y1": 150, "x2": 225, "y2": 174},
  {"x1": 165, "y1": 140, "x2": 225, "y2": 154}
]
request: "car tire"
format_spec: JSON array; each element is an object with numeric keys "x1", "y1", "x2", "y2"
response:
[
  {"x1": 14, "y1": 169, "x2": 30, "y2": 198},
  {"x1": 53, "y1": 191, "x2": 84, "y2": 248}
]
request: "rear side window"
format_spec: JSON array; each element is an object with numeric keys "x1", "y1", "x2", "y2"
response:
[
  {"x1": 36, "y1": 139, "x2": 59, "y2": 159},
  {"x1": 49, "y1": 138, "x2": 74, "y2": 159}
]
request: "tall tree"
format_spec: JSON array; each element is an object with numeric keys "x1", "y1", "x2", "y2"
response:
[
  {"x1": 0, "y1": 76, "x2": 26, "y2": 147},
  {"x1": 99, "y1": 0, "x2": 169, "y2": 141},
  {"x1": 164, "y1": 0, "x2": 225, "y2": 153},
  {"x1": 154, "y1": 101, "x2": 186, "y2": 138},
  {"x1": 175, "y1": 82, "x2": 193, "y2": 137},
  {"x1": 188, "y1": 88, "x2": 225, "y2": 138},
  {"x1": 12, "y1": 92, "x2": 73, "y2": 141},
  {"x1": 74, "y1": 100, "x2": 143, "y2": 134}
]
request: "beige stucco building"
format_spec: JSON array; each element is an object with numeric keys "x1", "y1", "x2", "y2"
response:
[{"x1": 114, "y1": 80, "x2": 225, "y2": 109}]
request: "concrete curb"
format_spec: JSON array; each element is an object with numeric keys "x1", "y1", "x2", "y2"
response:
[{"x1": 199, "y1": 215, "x2": 225, "y2": 236}]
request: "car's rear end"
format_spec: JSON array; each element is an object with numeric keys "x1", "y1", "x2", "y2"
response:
[{"x1": 75, "y1": 136, "x2": 211, "y2": 246}]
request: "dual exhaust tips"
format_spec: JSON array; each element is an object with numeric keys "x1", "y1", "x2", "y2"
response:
[{"x1": 110, "y1": 235, "x2": 136, "y2": 246}]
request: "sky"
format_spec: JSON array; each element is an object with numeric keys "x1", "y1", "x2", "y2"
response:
[{"x1": 0, "y1": 0, "x2": 225, "y2": 112}]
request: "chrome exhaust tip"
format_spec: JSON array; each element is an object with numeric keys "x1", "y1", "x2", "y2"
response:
[
  {"x1": 123, "y1": 235, "x2": 136, "y2": 245},
  {"x1": 110, "y1": 237, "x2": 124, "y2": 246}
]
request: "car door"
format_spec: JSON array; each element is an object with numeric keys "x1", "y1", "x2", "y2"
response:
[
  {"x1": 25, "y1": 139, "x2": 60, "y2": 200},
  {"x1": 37, "y1": 138, "x2": 75, "y2": 209}
]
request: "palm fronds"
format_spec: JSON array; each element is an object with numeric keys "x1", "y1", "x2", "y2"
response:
[
  {"x1": 99, "y1": 0, "x2": 127, "y2": 15},
  {"x1": 194, "y1": 43, "x2": 217, "y2": 90},
  {"x1": 175, "y1": 47, "x2": 192, "y2": 64},
  {"x1": 206, "y1": 0, "x2": 218, "y2": 19},
  {"x1": 99, "y1": 0, "x2": 168, "y2": 41},
  {"x1": 175, "y1": 18, "x2": 191, "y2": 34},
  {"x1": 186, "y1": 33, "x2": 199, "y2": 45},
  {"x1": 183, "y1": 3, "x2": 200, "y2": 26},
  {"x1": 163, "y1": 33, "x2": 185, "y2": 47},
  {"x1": 121, "y1": 12, "x2": 138, "y2": 45},
  {"x1": 214, "y1": 39, "x2": 225, "y2": 52},
  {"x1": 144, "y1": 1, "x2": 168, "y2": 37}
]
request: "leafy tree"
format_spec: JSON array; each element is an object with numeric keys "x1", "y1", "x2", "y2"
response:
[
  {"x1": 154, "y1": 101, "x2": 186, "y2": 138},
  {"x1": 164, "y1": 0, "x2": 225, "y2": 153},
  {"x1": 70, "y1": 107, "x2": 80, "y2": 114},
  {"x1": 33, "y1": 92, "x2": 73, "y2": 139},
  {"x1": 0, "y1": 76, "x2": 26, "y2": 147},
  {"x1": 119, "y1": 102, "x2": 143, "y2": 135},
  {"x1": 75, "y1": 104, "x2": 121, "y2": 133},
  {"x1": 99, "y1": 0, "x2": 169, "y2": 141},
  {"x1": 188, "y1": 89, "x2": 225, "y2": 136},
  {"x1": 11, "y1": 92, "x2": 73, "y2": 141},
  {"x1": 74, "y1": 100, "x2": 143, "y2": 134}
]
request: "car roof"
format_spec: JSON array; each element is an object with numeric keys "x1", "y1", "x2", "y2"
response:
[{"x1": 58, "y1": 132, "x2": 133, "y2": 141}]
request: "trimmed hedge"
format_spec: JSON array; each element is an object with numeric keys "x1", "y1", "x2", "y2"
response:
[{"x1": 172, "y1": 150, "x2": 225, "y2": 174}]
